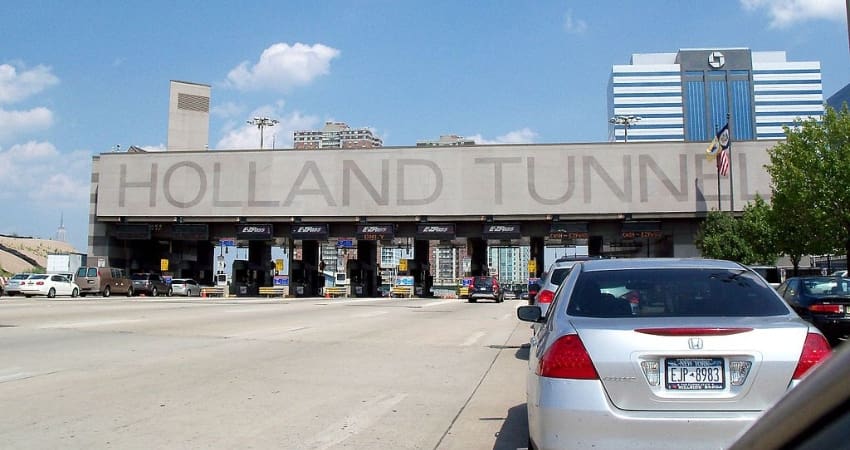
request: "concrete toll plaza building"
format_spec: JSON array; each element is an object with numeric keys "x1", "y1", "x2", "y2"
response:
[{"x1": 87, "y1": 140, "x2": 775, "y2": 297}]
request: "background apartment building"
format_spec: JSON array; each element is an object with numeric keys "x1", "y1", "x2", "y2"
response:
[{"x1": 293, "y1": 121, "x2": 383, "y2": 149}]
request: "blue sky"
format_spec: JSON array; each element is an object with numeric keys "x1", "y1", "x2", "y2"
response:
[{"x1": 1, "y1": 0, "x2": 848, "y2": 252}]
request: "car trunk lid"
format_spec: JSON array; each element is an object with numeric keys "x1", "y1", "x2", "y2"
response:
[{"x1": 572, "y1": 316, "x2": 809, "y2": 411}]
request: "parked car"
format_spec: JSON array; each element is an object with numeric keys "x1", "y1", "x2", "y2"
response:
[
  {"x1": 131, "y1": 273, "x2": 169, "y2": 296},
  {"x1": 20, "y1": 273, "x2": 80, "y2": 298},
  {"x1": 169, "y1": 278, "x2": 201, "y2": 297},
  {"x1": 3, "y1": 273, "x2": 33, "y2": 296},
  {"x1": 532, "y1": 256, "x2": 603, "y2": 316},
  {"x1": 516, "y1": 258, "x2": 832, "y2": 450},
  {"x1": 776, "y1": 276, "x2": 850, "y2": 346},
  {"x1": 729, "y1": 341, "x2": 849, "y2": 450},
  {"x1": 75, "y1": 266, "x2": 134, "y2": 297},
  {"x1": 467, "y1": 276, "x2": 504, "y2": 303}
]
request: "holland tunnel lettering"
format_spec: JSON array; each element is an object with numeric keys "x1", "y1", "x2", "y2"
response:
[{"x1": 97, "y1": 143, "x2": 772, "y2": 217}]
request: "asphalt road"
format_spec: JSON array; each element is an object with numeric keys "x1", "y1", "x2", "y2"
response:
[{"x1": 0, "y1": 296, "x2": 531, "y2": 449}]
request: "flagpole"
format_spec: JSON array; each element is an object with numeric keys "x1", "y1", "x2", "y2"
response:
[
  {"x1": 714, "y1": 124, "x2": 721, "y2": 210},
  {"x1": 727, "y1": 113, "x2": 734, "y2": 212},
  {"x1": 716, "y1": 155, "x2": 721, "y2": 210}
]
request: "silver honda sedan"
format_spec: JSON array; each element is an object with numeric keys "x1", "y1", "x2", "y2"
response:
[{"x1": 517, "y1": 258, "x2": 832, "y2": 450}]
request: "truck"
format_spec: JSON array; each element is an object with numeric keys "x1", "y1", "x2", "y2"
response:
[{"x1": 46, "y1": 253, "x2": 86, "y2": 279}]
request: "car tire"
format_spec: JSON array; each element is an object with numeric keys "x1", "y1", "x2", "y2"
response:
[
  {"x1": 167, "y1": 288, "x2": 173, "y2": 297},
  {"x1": 103, "y1": 286, "x2": 111, "y2": 297},
  {"x1": 468, "y1": 298, "x2": 477, "y2": 303},
  {"x1": 71, "y1": 288, "x2": 79, "y2": 298},
  {"x1": 152, "y1": 287, "x2": 158, "y2": 297},
  {"x1": 127, "y1": 287, "x2": 133, "y2": 297},
  {"x1": 48, "y1": 288, "x2": 56, "y2": 298}
]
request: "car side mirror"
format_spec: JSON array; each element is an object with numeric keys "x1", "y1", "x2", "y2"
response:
[{"x1": 517, "y1": 305, "x2": 543, "y2": 323}]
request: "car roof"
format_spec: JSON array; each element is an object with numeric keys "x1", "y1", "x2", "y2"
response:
[{"x1": 578, "y1": 258, "x2": 746, "y2": 271}]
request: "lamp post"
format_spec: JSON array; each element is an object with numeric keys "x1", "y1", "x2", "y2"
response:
[
  {"x1": 609, "y1": 115, "x2": 642, "y2": 142},
  {"x1": 246, "y1": 117, "x2": 279, "y2": 149}
]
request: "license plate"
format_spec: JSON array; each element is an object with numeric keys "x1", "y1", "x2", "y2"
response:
[{"x1": 665, "y1": 358, "x2": 724, "y2": 390}]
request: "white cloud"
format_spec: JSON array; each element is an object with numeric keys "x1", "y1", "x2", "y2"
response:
[
  {"x1": 211, "y1": 101, "x2": 245, "y2": 119},
  {"x1": 226, "y1": 42, "x2": 341, "y2": 92},
  {"x1": 216, "y1": 106, "x2": 319, "y2": 149},
  {"x1": 469, "y1": 128, "x2": 539, "y2": 145},
  {"x1": 563, "y1": 10, "x2": 588, "y2": 34},
  {"x1": 0, "y1": 63, "x2": 59, "y2": 104},
  {"x1": 0, "y1": 142, "x2": 91, "y2": 208},
  {"x1": 741, "y1": 0, "x2": 845, "y2": 27},
  {"x1": 0, "y1": 107, "x2": 54, "y2": 142}
]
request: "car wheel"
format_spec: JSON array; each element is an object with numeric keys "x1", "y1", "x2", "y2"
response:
[
  {"x1": 47, "y1": 288, "x2": 56, "y2": 298},
  {"x1": 152, "y1": 287, "x2": 158, "y2": 297},
  {"x1": 72, "y1": 288, "x2": 79, "y2": 298},
  {"x1": 468, "y1": 298, "x2": 477, "y2": 303},
  {"x1": 127, "y1": 287, "x2": 133, "y2": 297},
  {"x1": 167, "y1": 288, "x2": 173, "y2": 297},
  {"x1": 103, "y1": 286, "x2": 111, "y2": 297}
]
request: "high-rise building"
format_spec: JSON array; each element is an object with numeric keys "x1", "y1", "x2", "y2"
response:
[
  {"x1": 166, "y1": 80, "x2": 211, "y2": 151},
  {"x1": 608, "y1": 49, "x2": 823, "y2": 142},
  {"x1": 416, "y1": 134, "x2": 476, "y2": 147},
  {"x1": 293, "y1": 121, "x2": 382, "y2": 149}
]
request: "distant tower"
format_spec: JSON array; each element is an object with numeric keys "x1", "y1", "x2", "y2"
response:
[
  {"x1": 167, "y1": 80, "x2": 211, "y2": 151},
  {"x1": 56, "y1": 212, "x2": 67, "y2": 242}
]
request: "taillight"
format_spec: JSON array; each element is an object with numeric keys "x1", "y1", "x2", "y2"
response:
[
  {"x1": 809, "y1": 304, "x2": 842, "y2": 314},
  {"x1": 793, "y1": 333, "x2": 831, "y2": 380},
  {"x1": 36, "y1": 281, "x2": 45, "y2": 285},
  {"x1": 536, "y1": 289, "x2": 555, "y2": 304},
  {"x1": 537, "y1": 334, "x2": 598, "y2": 379}
]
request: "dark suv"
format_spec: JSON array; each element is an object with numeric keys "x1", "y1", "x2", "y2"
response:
[
  {"x1": 131, "y1": 273, "x2": 169, "y2": 296},
  {"x1": 467, "y1": 276, "x2": 504, "y2": 303}
]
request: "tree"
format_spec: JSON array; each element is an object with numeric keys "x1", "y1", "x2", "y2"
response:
[
  {"x1": 739, "y1": 194, "x2": 779, "y2": 265},
  {"x1": 695, "y1": 210, "x2": 754, "y2": 263},
  {"x1": 766, "y1": 105, "x2": 850, "y2": 274}
]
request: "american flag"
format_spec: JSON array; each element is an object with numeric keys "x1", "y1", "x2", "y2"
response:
[{"x1": 717, "y1": 148, "x2": 730, "y2": 176}]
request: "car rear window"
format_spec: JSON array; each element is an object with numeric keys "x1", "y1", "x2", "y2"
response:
[
  {"x1": 473, "y1": 277, "x2": 493, "y2": 288},
  {"x1": 801, "y1": 277, "x2": 850, "y2": 296},
  {"x1": 131, "y1": 274, "x2": 149, "y2": 280},
  {"x1": 567, "y1": 268, "x2": 789, "y2": 318},
  {"x1": 172, "y1": 280, "x2": 186, "y2": 285},
  {"x1": 12, "y1": 274, "x2": 30, "y2": 280},
  {"x1": 549, "y1": 268, "x2": 571, "y2": 285},
  {"x1": 30, "y1": 275, "x2": 48, "y2": 280}
]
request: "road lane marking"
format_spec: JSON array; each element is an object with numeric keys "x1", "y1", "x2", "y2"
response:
[
  {"x1": 352, "y1": 311, "x2": 389, "y2": 318},
  {"x1": 37, "y1": 319, "x2": 143, "y2": 329},
  {"x1": 462, "y1": 331, "x2": 487, "y2": 347},
  {"x1": 304, "y1": 393, "x2": 408, "y2": 450},
  {"x1": 417, "y1": 299, "x2": 459, "y2": 308}
]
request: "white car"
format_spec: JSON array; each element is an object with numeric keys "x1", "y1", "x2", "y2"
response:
[
  {"x1": 20, "y1": 274, "x2": 80, "y2": 298},
  {"x1": 517, "y1": 258, "x2": 832, "y2": 450}
]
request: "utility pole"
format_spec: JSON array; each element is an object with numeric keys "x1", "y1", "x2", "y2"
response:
[
  {"x1": 609, "y1": 115, "x2": 642, "y2": 142},
  {"x1": 246, "y1": 117, "x2": 279, "y2": 149}
]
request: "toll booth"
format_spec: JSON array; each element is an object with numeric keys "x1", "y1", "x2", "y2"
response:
[
  {"x1": 400, "y1": 259, "x2": 433, "y2": 298},
  {"x1": 290, "y1": 260, "x2": 316, "y2": 297},
  {"x1": 230, "y1": 259, "x2": 263, "y2": 297},
  {"x1": 348, "y1": 259, "x2": 376, "y2": 297}
]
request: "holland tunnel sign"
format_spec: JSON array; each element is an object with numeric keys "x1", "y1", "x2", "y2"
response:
[{"x1": 94, "y1": 142, "x2": 774, "y2": 218}]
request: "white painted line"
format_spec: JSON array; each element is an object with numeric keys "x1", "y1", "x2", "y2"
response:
[
  {"x1": 37, "y1": 319, "x2": 143, "y2": 329},
  {"x1": 352, "y1": 311, "x2": 389, "y2": 319},
  {"x1": 304, "y1": 393, "x2": 407, "y2": 450},
  {"x1": 418, "y1": 299, "x2": 458, "y2": 308},
  {"x1": 462, "y1": 331, "x2": 487, "y2": 347},
  {"x1": 0, "y1": 371, "x2": 34, "y2": 383}
]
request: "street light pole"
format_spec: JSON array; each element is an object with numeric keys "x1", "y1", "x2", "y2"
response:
[
  {"x1": 246, "y1": 117, "x2": 279, "y2": 149},
  {"x1": 609, "y1": 115, "x2": 642, "y2": 143}
]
